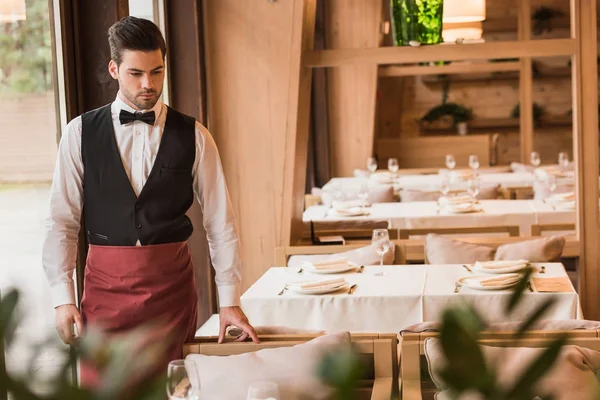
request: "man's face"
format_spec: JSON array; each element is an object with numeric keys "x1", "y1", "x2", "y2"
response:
[{"x1": 108, "y1": 49, "x2": 165, "y2": 110}]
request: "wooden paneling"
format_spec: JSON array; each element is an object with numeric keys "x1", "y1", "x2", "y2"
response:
[
  {"x1": 203, "y1": 0, "x2": 315, "y2": 290},
  {"x1": 376, "y1": 136, "x2": 491, "y2": 169},
  {"x1": 325, "y1": 0, "x2": 383, "y2": 177},
  {"x1": 571, "y1": 0, "x2": 600, "y2": 319}
]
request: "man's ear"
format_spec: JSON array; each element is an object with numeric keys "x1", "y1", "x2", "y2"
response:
[{"x1": 108, "y1": 60, "x2": 118, "y2": 80}]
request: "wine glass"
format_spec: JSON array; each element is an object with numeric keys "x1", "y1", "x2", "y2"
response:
[
  {"x1": 367, "y1": 157, "x2": 378, "y2": 174},
  {"x1": 247, "y1": 381, "x2": 280, "y2": 400},
  {"x1": 530, "y1": 151, "x2": 541, "y2": 168},
  {"x1": 546, "y1": 174, "x2": 558, "y2": 203},
  {"x1": 468, "y1": 155, "x2": 480, "y2": 171},
  {"x1": 387, "y1": 158, "x2": 399, "y2": 177},
  {"x1": 372, "y1": 229, "x2": 390, "y2": 267},
  {"x1": 445, "y1": 154, "x2": 456, "y2": 170},
  {"x1": 467, "y1": 177, "x2": 480, "y2": 202},
  {"x1": 558, "y1": 152, "x2": 569, "y2": 171},
  {"x1": 357, "y1": 183, "x2": 369, "y2": 209},
  {"x1": 166, "y1": 360, "x2": 200, "y2": 400}
]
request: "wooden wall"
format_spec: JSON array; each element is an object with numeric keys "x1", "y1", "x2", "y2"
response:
[
  {"x1": 203, "y1": 0, "x2": 311, "y2": 290},
  {"x1": 325, "y1": 0, "x2": 384, "y2": 177}
]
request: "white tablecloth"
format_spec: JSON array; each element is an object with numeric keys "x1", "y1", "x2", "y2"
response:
[
  {"x1": 423, "y1": 264, "x2": 582, "y2": 323},
  {"x1": 240, "y1": 264, "x2": 581, "y2": 334},
  {"x1": 303, "y1": 200, "x2": 576, "y2": 236},
  {"x1": 241, "y1": 266, "x2": 426, "y2": 333},
  {"x1": 324, "y1": 172, "x2": 535, "y2": 193}
]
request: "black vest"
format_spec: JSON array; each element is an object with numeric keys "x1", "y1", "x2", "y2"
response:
[{"x1": 81, "y1": 104, "x2": 196, "y2": 246}]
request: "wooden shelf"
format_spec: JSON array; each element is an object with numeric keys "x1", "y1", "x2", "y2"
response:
[
  {"x1": 304, "y1": 39, "x2": 576, "y2": 68},
  {"x1": 419, "y1": 115, "x2": 572, "y2": 134},
  {"x1": 379, "y1": 61, "x2": 520, "y2": 77},
  {"x1": 418, "y1": 64, "x2": 571, "y2": 84}
]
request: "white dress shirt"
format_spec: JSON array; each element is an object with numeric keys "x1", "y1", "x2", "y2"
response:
[{"x1": 43, "y1": 94, "x2": 242, "y2": 309}]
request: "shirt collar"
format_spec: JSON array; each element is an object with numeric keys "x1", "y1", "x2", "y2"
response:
[{"x1": 113, "y1": 91, "x2": 164, "y2": 122}]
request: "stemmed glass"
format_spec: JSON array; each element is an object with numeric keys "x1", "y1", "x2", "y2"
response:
[
  {"x1": 467, "y1": 177, "x2": 480, "y2": 202},
  {"x1": 166, "y1": 360, "x2": 200, "y2": 400},
  {"x1": 357, "y1": 182, "x2": 369, "y2": 210},
  {"x1": 445, "y1": 154, "x2": 456, "y2": 170},
  {"x1": 468, "y1": 155, "x2": 480, "y2": 172},
  {"x1": 387, "y1": 158, "x2": 399, "y2": 178},
  {"x1": 372, "y1": 229, "x2": 390, "y2": 267},
  {"x1": 546, "y1": 174, "x2": 558, "y2": 208},
  {"x1": 247, "y1": 382, "x2": 280, "y2": 400},
  {"x1": 367, "y1": 157, "x2": 378, "y2": 174},
  {"x1": 558, "y1": 152, "x2": 569, "y2": 171},
  {"x1": 530, "y1": 151, "x2": 541, "y2": 168}
]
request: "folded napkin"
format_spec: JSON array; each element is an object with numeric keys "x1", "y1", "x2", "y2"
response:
[
  {"x1": 439, "y1": 195, "x2": 473, "y2": 205},
  {"x1": 473, "y1": 273, "x2": 521, "y2": 287},
  {"x1": 475, "y1": 260, "x2": 529, "y2": 270},
  {"x1": 443, "y1": 202, "x2": 477, "y2": 213},
  {"x1": 302, "y1": 257, "x2": 350, "y2": 270},
  {"x1": 291, "y1": 278, "x2": 346, "y2": 290}
]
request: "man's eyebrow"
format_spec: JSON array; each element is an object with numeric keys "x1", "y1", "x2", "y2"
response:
[{"x1": 126, "y1": 66, "x2": 164, "y2": 72}]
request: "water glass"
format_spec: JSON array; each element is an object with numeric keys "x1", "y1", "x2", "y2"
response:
[
  {"x1": 357, "y1": 183, "x2": 369, "y2": 207},
  {"x1": 445, "y1": 154, "x2": 456, "y2": 170},
  {"x1": 387, "y1": 158, "x2": 399, "y2": 175},
  {"x1": 467, "y1": 178, "x2": 480, "y2": 201},
  {"x1": 530, "y1": 151, "x2": 541, "y2": 167},
  {"x1": 558, "y1": 152, "x2": 569, "y2": 170},
  {"x1": 166, "y1": 360, "x2": 200, "y2": 400},
  {"x1": 468, "y1": 155, "x2": 480, "y2": 171},
  {"x1": 372, "y1": 229, "x2": 390, "y2": 266},
  {"x1": 367, "y1": 157, "x2": 378, "y2": 174},
  {"x1": 247, "y1": 381, "x2": 280, "y2": 400}
]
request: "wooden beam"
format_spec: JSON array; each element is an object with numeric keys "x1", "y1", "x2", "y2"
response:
[
  {"x1": 379, "y1": 61, "x2": 520, "y2": 77},
  {"x1": 280, "y1": 0, "x2": 317, "y2": 245},
  {"x1": 304, "y1": 39, "x2": 576, "y2": 67},
  {"x1": 519, "y1": 0, "x2": 534, "y2": 163},
  {"x1": 571, "y1": 0, "x2": 600, "y2": 320}
]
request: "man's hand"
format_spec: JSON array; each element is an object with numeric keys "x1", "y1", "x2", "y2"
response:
[
  {"x1": 218, "y1": 306, "x2": 259, "y2": 344},
  {"x1": 55, "y1": 304, "x2": 83, "y2": 344}
]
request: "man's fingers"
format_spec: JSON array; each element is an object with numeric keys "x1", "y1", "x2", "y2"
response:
[
  {"x1": 74, "y1": 313, "x2": 84, "y2": 337},
  {"x1": 218, "y1": 321, "x2": 227, "y2": 344},
  {"x1": 237, "y1": 321, "x2": 259, "y2": 343},
  {"x1": 234, "y1": 331, "x2": 249, "y2": 342}
]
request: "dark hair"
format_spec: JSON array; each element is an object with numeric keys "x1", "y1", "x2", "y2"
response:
[{"x1": 108, "y1": 16, "x2": 166, "y2": 65}]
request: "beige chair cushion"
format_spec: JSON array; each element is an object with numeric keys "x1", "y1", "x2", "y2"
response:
[
  {"x1": 400, "y1": 189, "x2": 440, "y2": 202},
  {"x1": 495, "y1": 236, "x2": 565, "y2": 262},
  {"x1": 288, "y1": 242, "x2": 395, "y2": 267},
  {"x1": 426, "y1": 337, "x2": 600, "y2": 400},
  {"x1": 424, "y1": 234, "x2": 565, "y2": 264},
  {"x1": 186, "y1": 332, "x2": 350, "y2": 400},
  {"x1": 424, "y1": 234, "x2": 495, "y2": 264}
]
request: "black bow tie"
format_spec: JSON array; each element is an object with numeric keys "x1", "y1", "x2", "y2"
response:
[{"x1": 119, "y1": 109, "x2": 155, "y2": 125}]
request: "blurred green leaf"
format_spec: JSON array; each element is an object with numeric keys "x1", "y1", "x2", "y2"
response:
[
  {"x1": 505, "y1": 267, "x2": 534, "y2": 315},
  {"x1": 515, "y1": 297, "x2": 557, "y2": 339},
  {"x1": 316, "y1": 344, "x2": 366, "y2": 400},
  {"x1": 0, "y1": 288, "x2": 20, "y2": 346},
  {"x1": 505, "y1": 336, "x2": 567, "y2": 399}
]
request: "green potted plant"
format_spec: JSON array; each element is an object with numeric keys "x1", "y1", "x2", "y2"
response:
[{"x1": 421, "y1": 102, "x2": 474, "y2": 135}]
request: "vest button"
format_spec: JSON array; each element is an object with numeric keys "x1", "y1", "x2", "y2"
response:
[
  {"x1": 136, "y1": 224, "x2": 142, "y2": 229},
  {"x1": 135, "y1": 204, "x2": 141, "y2": 210}
]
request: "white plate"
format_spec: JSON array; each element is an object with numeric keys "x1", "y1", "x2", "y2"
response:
[
  {"x1": 472, "y1": 263, "x2": 529, "y2": 274},
  {"x1": 457, "y1": 275, "x2": 521, "y2": 291},
  {"x1": 288, "y1": 282, "x2": 350, "y2": 295},
  {"x1": 305, "y1": 262, "x2": 359, "y2": 274}
]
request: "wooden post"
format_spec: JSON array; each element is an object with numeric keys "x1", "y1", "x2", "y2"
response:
[
  {"x1": 571, "y1": 0, "x2": 600, "y2": 319},
  {"x1": 518, "y1": 0, "x2": 533, "y2": 163},
  {"x1": 280, "y1": 0, "x2": 317, "y2": 246}
]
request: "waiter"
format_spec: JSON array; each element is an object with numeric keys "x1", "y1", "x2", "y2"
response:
[{"x1": 42, "y1": 16, "x2": 258, "y2": 381}]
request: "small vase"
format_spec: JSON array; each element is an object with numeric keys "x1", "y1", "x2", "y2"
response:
[
  {"x1": 390, "y1": 0, "x2": 444, "y2": 46},
  {"x1": 457, "y1": 122, "x2": 468, "y2": 135}
]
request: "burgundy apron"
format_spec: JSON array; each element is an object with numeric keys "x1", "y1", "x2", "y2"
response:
[{"x1": 79, "y1": 241, "x2": 198, "y2": 388}]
